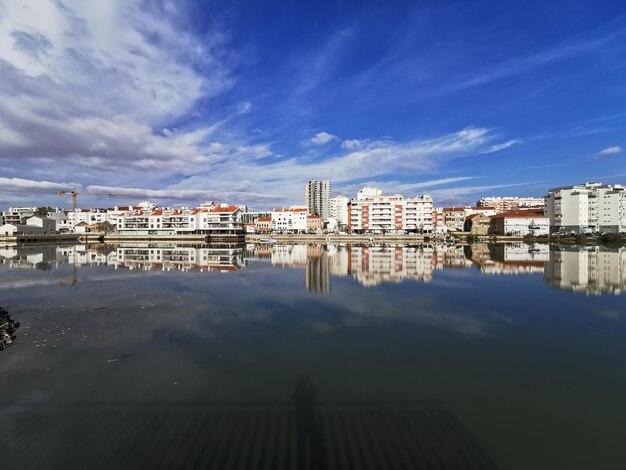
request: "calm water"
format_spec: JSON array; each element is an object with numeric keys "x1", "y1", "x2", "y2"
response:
[{"x1": 1, "y1": 242, "x2": 625, "y2": 469}]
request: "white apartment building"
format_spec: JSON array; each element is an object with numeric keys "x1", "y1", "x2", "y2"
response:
[
  {"x1": 271, "y1": 207, "x2": 308, "y2": 233},
  {"x1": 598, "y1": 186, "x2": 626, "y2": 234},
  {"x1": 2, "y1": 207, "x2": 37, "y2": 225},
  {"x1": 305, "y1": 180, "x2": 331, "y2": 220},
  {"x1": 348, "y1": 188, "x2": 433, "y2": 233},
  {"x1": 328, "y1": 195, "x2": 349, "y2": 227},
  {"x1": 545, "y1": 182, "x2": 626, "y2": 233},
  {"x1": 68, "y1": 209, "x2": 108, "y2": 227},
  {"x1": 489, "y1": 210, "x2": 550, "y2": 236},
  {"x1": 477, "y1": 196, "x2": 545, "y2": 213},
  {"x1": 117, "y1": 204, "x2": 243, "y2": 235}
]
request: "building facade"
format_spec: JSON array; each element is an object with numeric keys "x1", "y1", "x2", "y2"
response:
[
  {"x1": 305, "y1": 180, "x2": 331, "y2": 220},
  {"x1": 545, "y1": 182, "x2": 626, "y2": 234},
  {"x1": 328, "y1": 195, "x2": 349, "y2": 227},
  {"x1": 271, "y1": 207, "x2": 308, "y2": 233},
  {"x1": 348, "y1": 188, "x2": 433, "y2": 233},
  {"x1": 477, "y1": 196, "x2": 545, "y2": 214},
  {"x1": 489, "y1": 210, "x2": 549, "y2": 236}
]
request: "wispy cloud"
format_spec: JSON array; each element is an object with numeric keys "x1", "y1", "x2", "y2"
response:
[
  {"x1": 596, "y1": 146, "x2": 623, "y2": 156},
  {"x1": 341, "y1": 139, "x2": 366, "y2": 150}
]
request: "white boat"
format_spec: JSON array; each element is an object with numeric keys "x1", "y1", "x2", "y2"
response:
[{"x1": 258, "y1": 238, "x2": 277, "y2": 245}]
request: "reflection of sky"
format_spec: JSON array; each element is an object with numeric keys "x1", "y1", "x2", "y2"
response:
[{"x1": 1, "y1": 253, "x2": 626, "y2": 469}]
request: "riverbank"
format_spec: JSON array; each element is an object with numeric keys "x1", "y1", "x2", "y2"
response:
[
  {"x1": 2, "y1": 231, "x2": 624, "y2": 246},
  {"x1": 245, "y1": 232, "x2": 541, "y2": 244}
]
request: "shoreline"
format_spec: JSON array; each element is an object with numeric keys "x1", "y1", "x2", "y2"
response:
[{"x1": 1, "y1": 232, "x2": 623, "y2": 246}]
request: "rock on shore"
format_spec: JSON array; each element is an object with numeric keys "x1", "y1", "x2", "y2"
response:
[{"x1": 0, "y1": 307, "x2": 19, "y2": 350}]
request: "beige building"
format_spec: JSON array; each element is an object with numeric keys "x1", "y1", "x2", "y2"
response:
[
  {"x1": 464, "y1": 213, "x2": 491, "y2": 235},
  {"x1": 307, "y1": 215, "x2": 323, "y2": 232}
]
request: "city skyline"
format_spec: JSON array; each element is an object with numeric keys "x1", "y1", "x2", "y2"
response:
[{"x1": 0, "y1": 1, "x2": 625, "y2": 209}]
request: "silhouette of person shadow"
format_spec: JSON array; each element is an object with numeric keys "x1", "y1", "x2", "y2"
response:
[{"x1": 293, "y1": 376, "x2": 328, "y2": 470}]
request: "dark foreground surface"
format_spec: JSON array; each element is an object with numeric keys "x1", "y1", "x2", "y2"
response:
[{"x1": 1, "y1": 243, "x2": 625, "y2": 469}]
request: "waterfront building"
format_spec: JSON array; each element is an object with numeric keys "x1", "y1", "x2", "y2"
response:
[
  {"x1": 488, "y1": 209, "x2": 549, "y2": 236},
  {"x1": 477, "y1": 196, "x2": 545, "y2": 214},
  {"x1": 464, "y1": 213, "x2": 491, "y2": 235},
  {"x1": 117, "y1": 204, "x2": 243, "y2": 236},
  {"x1": 328, "y1": 195, "x2": 349, "y2": 227},
  {"x1": 271, "y1": 207, "x2": 308, "y2": 233},
  {"x1": 305, "y1": 180, "x2": 331, "y2": 220},
  {"x1": 254, "y1": 216, "x2": 272, "y2": 234},
  {"x1": 25, "y1": 216, "x2": 57, "y2": 233},
  {"x1": 2, "y1": 207, "x2": 37, "y2": 225},
  {"x1": 441, "y1": 208, "x2": 466, "y2": 231},
  {"x1": 544, "y1": 182, "x2": 626, "y2": 233},
  {"x1": 68, "y1": 209, "x2": 108, "y2": 227},
  {"x1": 348, "y1": 188, "x2": 433, "y2": 233},
  {"x1": 307, "y1": 214, "x2": 323, "y2": 232},
  {"x1": 241, "y1": 211, "x2": 271, "y2": 225}
]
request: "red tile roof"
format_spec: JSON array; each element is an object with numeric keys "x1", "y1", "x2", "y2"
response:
[
  {"x1": 490, "y1": 209, "x2": 548, "y2": 219},
  {"x1": 209, "y1": 205, "x2": 239, "y2": 213}
]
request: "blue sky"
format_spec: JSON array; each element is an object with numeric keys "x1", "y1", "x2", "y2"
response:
[{"x1": 0, "y1": 0, "x2": 625, "y2": 209}]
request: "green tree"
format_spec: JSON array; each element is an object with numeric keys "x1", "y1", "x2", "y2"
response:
[{"x1": 33, "y1": 206, "x2": 54, "y2": 218}]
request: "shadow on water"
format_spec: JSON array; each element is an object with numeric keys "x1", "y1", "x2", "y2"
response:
[{"x1": 0, "y1": 376, "x2": 498, "y2": 470}]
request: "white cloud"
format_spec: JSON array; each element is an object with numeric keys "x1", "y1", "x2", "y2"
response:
[
  {"x1": 310, "y1": 131, "x2": 337, "y2": 145},
  {"x1": 341, "y1": 139, "x2": 365, "y2": 150},
  {"x1": 172, "y1": 127, "x2": 515, "y2": 207},
  {"x1": 597, "y1": 146, "x2": 623, "y2": 156}
]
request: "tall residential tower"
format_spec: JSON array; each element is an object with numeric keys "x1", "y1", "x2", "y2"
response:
[{"x1": 305, "y1": 180, "x2": 331, "y2": 220}]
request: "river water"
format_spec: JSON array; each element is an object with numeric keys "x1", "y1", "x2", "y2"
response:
[{"x1": 1, "y1": 242, "x2": 625, "y2": 469}]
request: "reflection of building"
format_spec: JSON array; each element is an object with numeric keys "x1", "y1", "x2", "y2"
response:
[
  {"x1": 349, "y1": 245, "x2": 435, "y2": 286},
  {"x1": 544, "y1": 246, "x2": 626, "y2": 294},
  {"x1": 0, "y1": 246, "x2": 58, "y2": 269},
  {"x1": 305, "y1": 245, "x2": 330, "y2": 293},
  {"x1": 271, "y1": 244, "x2": 308, "y2": 266},
  {"x1": 479, "y1": 243, "x2": 548, "y2": 274},
  {"x1": 115, "y1": 245, "x2": 246, "y2": 272}
]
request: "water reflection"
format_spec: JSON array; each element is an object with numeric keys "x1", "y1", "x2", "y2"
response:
[{"x1": 1, "y1": 242, "x2": 625, "y2": 295}]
